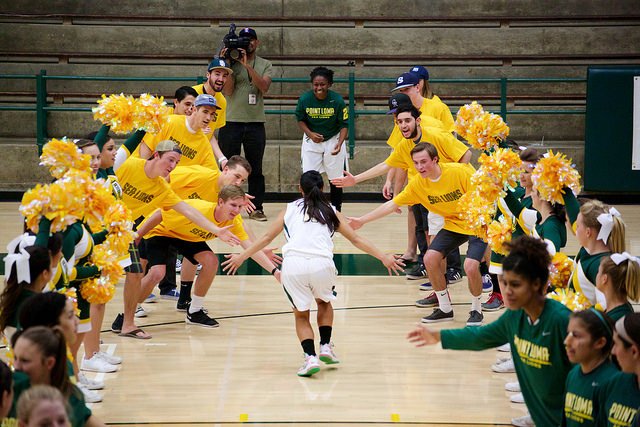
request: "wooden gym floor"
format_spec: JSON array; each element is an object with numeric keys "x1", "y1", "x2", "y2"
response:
[{"x1": 1, "y1": 202, "x2": 639, "y2": 426}]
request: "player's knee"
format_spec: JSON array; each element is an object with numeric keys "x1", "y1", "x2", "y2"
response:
[
  {"x1": 146, "y1": 265, "x2": 166, "y2": 284},
  {"x1": 464, "y1": 258, "x2": 480, "y2": 277}
]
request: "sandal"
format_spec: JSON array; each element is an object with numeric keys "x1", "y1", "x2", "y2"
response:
[{"x1": 118, "y1": 328, "x2": 152, "y2": 340}]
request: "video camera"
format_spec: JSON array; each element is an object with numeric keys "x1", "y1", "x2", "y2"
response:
[{"x1": 223, "y1": 24, "x2": 251, "y2": 61}]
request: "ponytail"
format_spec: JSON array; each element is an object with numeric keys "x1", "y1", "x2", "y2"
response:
[
  {"x1": 299, "y1": 171, "x2": 340, "y2": 233},
  {"x1": 0, "y1": 245, "x2": 51, "y2": 331},
  {"x1": 601, "y1": 255, "x2": 640, "y2": 302}
]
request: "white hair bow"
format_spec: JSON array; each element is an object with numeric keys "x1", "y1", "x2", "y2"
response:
[
  {"x1": 6, "y1": 233, "x2": 36, "y2": 254},
  {"x1": 4, "y1": 247, "x2": 31, "y2": 283},
  {"x1": 611, "y1": 252, "x2": 640, "y2": 266},
  {"x1": 596, "y1": 207, "x2": 621, "y2": 245}
]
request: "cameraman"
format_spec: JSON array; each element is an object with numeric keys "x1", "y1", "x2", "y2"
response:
[{"x1": 220, "y1": 27, "x2": 273, "y2": 221}]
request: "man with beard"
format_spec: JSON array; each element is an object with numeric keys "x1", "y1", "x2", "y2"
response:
[
  {"x1": 219, "y1": 27, "x2": 273, "y2": 221},
  {"x1": 193, "y1": 59, "x2": 233, "y2": 168}
]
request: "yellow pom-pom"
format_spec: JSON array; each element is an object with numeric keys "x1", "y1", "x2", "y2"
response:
[
  {"x1": 531, "y1": 150, "x2": 582, "y2": 205},
  {"x1": 40, "y1": 138, "x2": 91, "y2": 179},
  {"x1": 80, "y1": 277, "x2": 116, "y2": 304},
  {"x1": 135, "y1": 93, "x2": 172, "y2": 133},
  {"x1": 454, "y1": 101, "x2": 485, "y2": 139},
  {"x1": 83, "y1": 179, "x2": 117, "y2": 232},
  {"x1": 457, "y1": 188, "x2": 496, "y2": 240},
  {"x1": 19, "y1": 178, "x2": 87, "y2": 233},
  {"x1": 92, "y1": 93, "x2": 137, "y2": 134},
  {"x1": 465, "y1": 112, "x2": 510, "y2": 152},
  {"x1": 478, "y1": 148, "x2": 523, "y2": 191},
  {"x1": 547, "y1": 288, "x2": 592, "y2": 311},
  {"x1": 548, "y1": 252, "x2": 574, "y2": 289},
  {"x1": 487, "y1": 216, "x2": 514, "y2": 256}
]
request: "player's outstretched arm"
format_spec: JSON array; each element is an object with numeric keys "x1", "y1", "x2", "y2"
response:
[
  {"x1": 335, "y1": 211, "x2": 404, "y2": 275},
  {"x1": 222, "y1": 209, "x2": 286, "y2": 275},
  {"x1": 135, "y1": 209, "x2": 162, "y2": 241},
  {"x1": 407, "y1": 324, "x2": 441, "y2": 347},
  {"x1": 349, "y1": 199, "x2": 403, "y2": 231},
  {"x1": 330, "y1": 162, "x2": 390, "y2": 188},
  {"x1": 172, "y1": 201, "x2": 240, "y2": 246}
]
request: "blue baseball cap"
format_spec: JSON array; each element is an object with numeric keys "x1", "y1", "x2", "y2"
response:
[
  {"x1": 194, "y1": 94, "x2": 220, "y2": 109},
  {"x1": 207, "y1": 58, "x2": 233, "y2": 74},
  {"x1": 239, "y1": 27, "x2": 258, "y2": 39},
  {"x1": 387, "y1": 93, "x2": 413, "y2": 114},
  {"x1": 409, "y1": 65, "x2": 429, "y2": 81},
  {"x1": 391, "y1": 72, "x2": 420, "y2": 92}
]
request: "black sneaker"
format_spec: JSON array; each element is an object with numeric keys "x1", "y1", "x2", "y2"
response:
[
  {"x1": 445, "y1": 269, "x2": 463, "y2": 284},
  {"x1": 111, "y1": 313, "x2": 123, "y2": 333},
  {"x1": 415, "y1": 292, "x2": 438, "y2": 308},
  {"x1": 176, "y1": 300, "x2": 191, "y2": 312},
  {"x1": 405, "y1": 264, "x2": 427, "y2": 280},
  {"x1": 421, "y1": 308, "x2": 454, "y2": 323},
  {"x1": 466, "y1": 310, "x2": 484, "y2": 326},
  {"x1": 186, "y1": 309, "x2": 219, "y2": 328}
]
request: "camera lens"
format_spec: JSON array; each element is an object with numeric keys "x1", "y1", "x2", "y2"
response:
[{"x1": 230, "y1": 50, "x2": 241, "y2": 60}]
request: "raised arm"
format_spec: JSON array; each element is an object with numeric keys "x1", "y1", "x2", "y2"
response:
[
  {"x1": 171, "y1": 201, "x2": 240, "y2": 246},
  {"x1": 330, "y1": 162, "x2": 390, "y2": 188},
  {"x1": 349, "y1": 199, "x2": 403, "y2": 230},
  {"x1": 222, "y1": 209, "x2": 285, "y2": 274}
]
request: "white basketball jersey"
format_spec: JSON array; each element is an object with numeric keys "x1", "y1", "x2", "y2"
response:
[{"x1": 281, "y1": 199, "x2": 334, "y2": 259}]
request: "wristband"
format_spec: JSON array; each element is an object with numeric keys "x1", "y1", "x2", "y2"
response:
[
  {"x1": 218, "y1": 156, "x2": 228, "y2": 168},
  {"x1": 271, "y1": 267, "x2": 279, "y2": 275}
]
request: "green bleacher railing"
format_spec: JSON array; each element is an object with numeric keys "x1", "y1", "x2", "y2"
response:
[{"x1": 0, "y1": 70, "x2": 587, "y2": 157}]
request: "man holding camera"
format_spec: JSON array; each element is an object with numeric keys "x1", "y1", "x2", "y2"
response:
[{"x1": 220, "y1": 27, "x2": 273, "y2": 221}]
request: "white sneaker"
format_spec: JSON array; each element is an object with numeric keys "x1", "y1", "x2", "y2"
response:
[
  {"x1": 497, "y1": 343, "x2": 511, "y2": 352},
  {"x1": 491, "y1": 358, "x2": 515, "y2": 373},
  {"x1": 81, "y1": 354, "x2": 118, "y2": 373},
  {"x1": 319, "y1": 343, "x2": 340, "y2": 364},
  {"x1": 96, "y1": 351, "x2": 122, "y2": 365},
  {"x1": 510, "y1": 392, "x2": 525, "y2": 404},
  {"x1": 297, "y1": 355, "x2": 320, "y2": 377},
  {"x1": 175, "y1": 258, "x2": 182, "y2": 272},
  {"x1": 505, "y1": 381, "x2": 521, "y2": 392},
  {"x1": 77, "y1": 372, "x2": 104, "y2": 390},
  {"x1": 135, "y1": 305, "x2": 147, "y2": 318},
  {"x1": 496, "y1": 355, "x2": 512, "y2": 363},
  {"x1": 511, "y1": 413, "x2": 534, "y2": 427},
  {"x1": 78, "y1": 384, "x2": 103, "y2": 403}
]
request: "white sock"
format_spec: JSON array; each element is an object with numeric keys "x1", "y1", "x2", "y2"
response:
[
  {"x1": 189, "y1": 295, "x2": 204, "y2": 314},
  {"x1": 471, "y1": 295, "x2": 482, "y2": 312},
  {"x1": 436, "y1": 290, "x2": 452, "y2": 312}
]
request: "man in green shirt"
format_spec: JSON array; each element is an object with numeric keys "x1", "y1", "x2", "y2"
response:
[{"x1": 220, "y1": 27, "x2": 273, "y2": 221}]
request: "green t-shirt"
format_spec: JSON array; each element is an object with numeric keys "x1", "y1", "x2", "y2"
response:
[
  {"x1": 226, "y1": 55, "x2": 273, "y2": 123},
  {"x1": 564, "y1": 361, "x2": 620, "y2": 426},
  {"x1": 537, "y1": 215, "x2": 567, "y2": 252},
  {"x1": 440, "y1": 299, "x2": 573, "y2": 427},
  {"x1": 9, "y1": 371, "x2": 92, "y2": 427},
  {"x1": 607, "y1": 303, "x2": 634, "y2": 322},
  {"x1": 294, "y1": 89, "x2": 348, "y2": 139},
  {"x1": 593, "y1": 372, "x2": 640, "y2": 426}
]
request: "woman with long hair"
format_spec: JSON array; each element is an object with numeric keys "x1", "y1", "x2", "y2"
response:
[
  {"x1": 563, "y1": 309, "x2": 618, "y2": 426},
  {"x1": 223, "y1": 170, "x2": 403, "y2": 377},
  {"x1": 596, "y1": 253, "x2": 640, "y2": 321},
  {"x1": 407, "y1": 236, "x2": 573, "y2": 426},
  {"x1": 9, "y1": 326, "x2": 105, "y2": 427}
]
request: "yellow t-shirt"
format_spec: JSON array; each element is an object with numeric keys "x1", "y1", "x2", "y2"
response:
[
  {"x1": 169, "y1": 165, "x2": 220, "y2": 202},
  {"x1": 191, "y1": 84, "x2": 227, "y2": 130},
  {"x1": 421, "y1": 95, "x2": 455, "y2": 132},
  {"x1": 386, "y1": 113, "x2": 444, "y2": 149},
  {"x1": 134, "y1": 114, "x2": 218, "y2": 170},
  {"x1": 393, "y1": 162, "x2": 475, "y2": 235},
  {"x1": 385, "y1": 126, "x2": 469, "y2": 179},
  {"x1": 115, "y1": 157, "x2": 182, "y2": 220},
  {"x1": 146, "y1": 199, "x2": 248, "y2": 242}
]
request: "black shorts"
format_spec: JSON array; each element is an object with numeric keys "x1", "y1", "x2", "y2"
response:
[
  {"x1": 429, "y1": 229, "x2": 487, "y2": 262},
  {"x1": 143, "y1": 236, "x2": 212, "y2": 268},
  {"x1": 124, "y1": 241, "x2": 145, "y2": 274}
]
